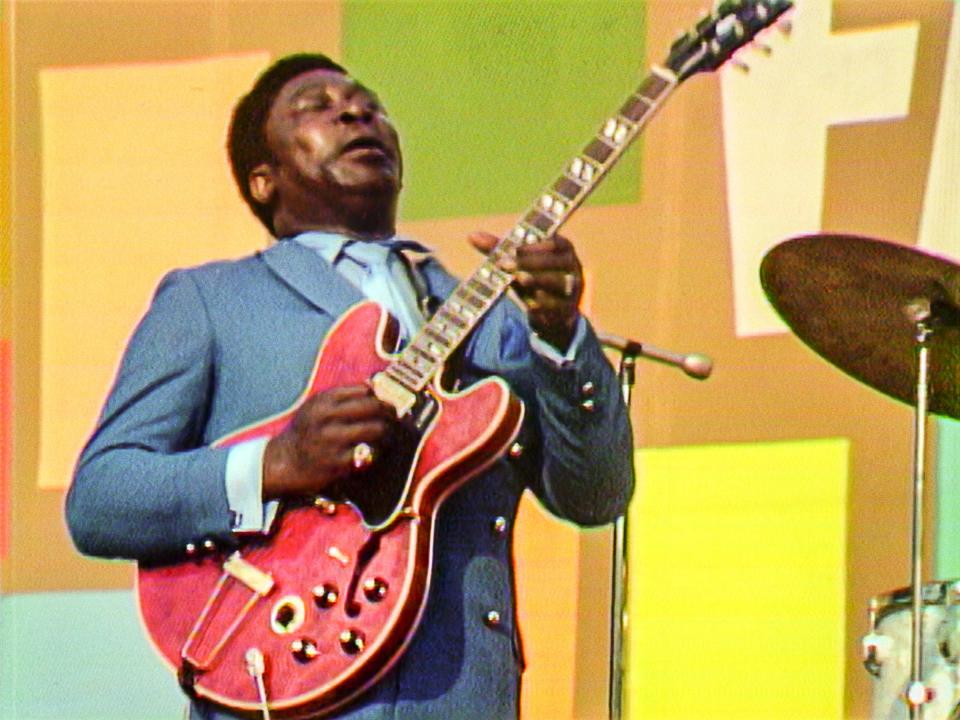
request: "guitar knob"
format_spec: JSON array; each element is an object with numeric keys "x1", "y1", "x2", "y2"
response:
[
  {"x1": 291, "y1": 638, "x2": 319, "y2": 663},
  {"x1": 312, "y1": 584, "x2": 339, "y2": 609},
  {"x1": 362, "y1": 577, "x2": 389, "y2": 602},
  {"x1": 339, "y1": 629, "x2": 366, "y2": 655}
]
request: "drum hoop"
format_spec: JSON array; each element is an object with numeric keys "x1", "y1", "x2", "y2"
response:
[{"x1": 870, "y1": 579, "x2": 960, "y2": 625}]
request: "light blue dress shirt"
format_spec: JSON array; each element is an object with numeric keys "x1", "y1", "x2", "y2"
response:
[{"x1": 227, "y1": 231, "x2": 586, "y2": 533}]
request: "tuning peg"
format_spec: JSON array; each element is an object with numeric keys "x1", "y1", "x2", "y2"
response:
[
  {"x1": 777, "y1": 19, "x2": 793, "y2": 36},
  {"x1": 731, "y1": 58, "x2": 751, "y2": 73},
  {"x1": 754, "y1": 42, "x2": 773, "y2": 55}
]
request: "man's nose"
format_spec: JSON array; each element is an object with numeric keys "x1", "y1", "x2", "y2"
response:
[{"x1": 338, "y1": 101, "x2": 374, "y2": 125}]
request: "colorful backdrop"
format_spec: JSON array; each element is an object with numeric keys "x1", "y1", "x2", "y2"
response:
[{"x1": 1, "y1": 1, "x2": 958, "y2": 719}]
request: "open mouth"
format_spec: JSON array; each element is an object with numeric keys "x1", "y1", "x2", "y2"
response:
[{"x1": 341, "y1": 137, "x2": 391, "y2": 159}]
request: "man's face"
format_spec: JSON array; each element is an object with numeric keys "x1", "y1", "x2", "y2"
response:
[{"x1": 262, "y1": 69, "x2": 402, "y2": 210}]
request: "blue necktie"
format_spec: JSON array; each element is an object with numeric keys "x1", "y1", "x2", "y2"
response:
[{"x1": 340, "y1": 241, "x2": 425, "y2": 342}]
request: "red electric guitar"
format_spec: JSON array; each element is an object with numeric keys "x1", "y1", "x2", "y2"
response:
[{"x1": 137, "y1": 2, "x2": 792, "y2": 717}]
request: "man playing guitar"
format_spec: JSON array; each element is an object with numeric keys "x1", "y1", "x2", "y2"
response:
[{"x1": 66, "y1": 53, "x2": 634, "y2": 720}]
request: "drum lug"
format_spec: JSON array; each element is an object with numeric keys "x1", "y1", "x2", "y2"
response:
[{"x1": 862, "y1": 632, "x2": 892, "y2": 678}]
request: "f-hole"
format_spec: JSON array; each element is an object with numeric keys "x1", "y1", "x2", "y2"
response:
[{"x1": 344, "y1": 533, "x2": 382, "y2": 617}]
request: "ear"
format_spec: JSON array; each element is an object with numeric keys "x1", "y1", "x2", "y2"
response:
[{"x1": 248, "y1": 163, "x2": 275, "y2": 205}]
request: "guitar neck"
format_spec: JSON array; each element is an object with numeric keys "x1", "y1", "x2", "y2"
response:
[{"x1": 383, "y1": 66, "x2": 680, "y2": 392}]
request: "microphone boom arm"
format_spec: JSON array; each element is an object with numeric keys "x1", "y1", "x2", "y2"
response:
[{"x1": 597, "y1": 332, "x2": 713, "y2": 380}]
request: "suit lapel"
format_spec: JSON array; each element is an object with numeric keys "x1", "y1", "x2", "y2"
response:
[{"x1": 259, "y1": 239, "x2": 363, "y2": 319}]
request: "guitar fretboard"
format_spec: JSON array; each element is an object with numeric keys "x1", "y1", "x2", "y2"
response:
[{"x1": 384, "y1": 67, "x2": 679, "y2": 393}]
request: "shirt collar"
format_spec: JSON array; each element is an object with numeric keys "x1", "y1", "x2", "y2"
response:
[{"x1": 286, "y1": 231, "x2": 432, "y2": 264}]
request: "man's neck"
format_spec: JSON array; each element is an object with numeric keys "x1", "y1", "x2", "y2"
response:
[{"x1": 274, "y1": 194, "x2": 397, "y2": 241}]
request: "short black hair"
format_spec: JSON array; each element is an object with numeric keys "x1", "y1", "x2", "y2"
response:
[{"x1": 228, "y1": 53, "x2": 348, "y2": 235}]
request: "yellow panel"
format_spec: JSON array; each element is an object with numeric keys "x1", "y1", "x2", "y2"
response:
[
  {"x1": 626, "y1": 439, "x2": 848, "y2": 720},
  {"x1": 39, "y1": 54, "x2": 271, "y2": 489}
]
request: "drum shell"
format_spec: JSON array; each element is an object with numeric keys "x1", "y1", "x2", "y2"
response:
[{"x1": 864, "y1": 581, "x2": 960, "y2": 720}]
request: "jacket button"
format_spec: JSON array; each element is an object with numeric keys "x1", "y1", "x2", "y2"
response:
[
  {"x1": 484, "y1": 610, "x2": 501, "y2": 627},
  {"x1": 508, "y1": 442, "x2": 523, "y2": 459},
  {"x1": 580, "y1": 398, "x2": 596, "y2": 413},
  {"x1": 581, "y1": 381, "x2": 595, "y2": 397},
  {"x1": 492, "y1": 516, "x2": 508, "y2": 535},
  {"x1": 202, "y1": 538, "x2": 217, "y2": 553},
  {"x1": 185, "y1": 542, "x2": 198, "y2": 556}
]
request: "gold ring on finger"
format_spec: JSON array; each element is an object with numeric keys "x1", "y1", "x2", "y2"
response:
[{"x1": 352, "y1": 442, "x2": 375, "y2": 471}]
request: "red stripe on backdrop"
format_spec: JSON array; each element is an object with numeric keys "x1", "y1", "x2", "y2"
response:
[{"x1": 0, "y1": 338, "x2": 9, "y2": 559}]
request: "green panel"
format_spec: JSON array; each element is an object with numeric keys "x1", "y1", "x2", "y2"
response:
[
  {"x1": 936, "y1": 417, "x2": 960, "y2": 579},
  {"x1": 343, "y1": 0, "x2": 647, "y2": 221},
  {"x1": 0, "y1": 591, "x2": 183, "y2": 719}
]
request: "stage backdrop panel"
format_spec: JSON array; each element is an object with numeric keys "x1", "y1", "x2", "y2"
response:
[
  {"x1": 628, "y1": 439, "x2": 849, "y2": 719},
  {"x1": 2, "y1": 2, "x2": 958, "y2": 720},
  {"x1": 39, "y1": 54, "x2": 271, "y2": 492}
]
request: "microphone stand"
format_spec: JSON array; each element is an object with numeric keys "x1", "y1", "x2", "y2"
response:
[{"x1": 599, "y1": 333, "x2": 712, "y2": 720}]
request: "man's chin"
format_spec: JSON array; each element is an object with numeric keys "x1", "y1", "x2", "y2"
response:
[{"x1": 339, "y1": 173, "x2": 401, "y2": 200}]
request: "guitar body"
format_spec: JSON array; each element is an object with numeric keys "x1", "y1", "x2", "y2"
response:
[{"x1": 137, "y1": 300, "x2": 524, "y2": 718}]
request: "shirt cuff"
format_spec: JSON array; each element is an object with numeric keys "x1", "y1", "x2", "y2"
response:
[
  {"x1": 528, "y1": 314, "x2": 587, "y2": 367},
  {"x1": 225, "y1": 437, "x2": 279, "y2": 534}
]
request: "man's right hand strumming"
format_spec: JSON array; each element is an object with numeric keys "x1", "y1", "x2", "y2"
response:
[{"x1": 263, "y1": 384, "x2": 397, "y2": 499}]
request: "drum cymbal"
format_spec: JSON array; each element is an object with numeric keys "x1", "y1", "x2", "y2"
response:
[{"x1": 760, "y1": 234, "x2": 960, "y2": 419}]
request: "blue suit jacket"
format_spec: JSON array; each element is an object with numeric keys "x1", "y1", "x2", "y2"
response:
[{"x1": 66, "y1": 239, "x2": 634, "y2": 720}]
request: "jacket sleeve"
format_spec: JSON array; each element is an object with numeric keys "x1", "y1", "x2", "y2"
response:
[
  {"x1": 466, "y1": 298, "x2": 635, "y2": 526},
  {"x1": 65, "y1": 270, "x2": 238, "y2": 562}
]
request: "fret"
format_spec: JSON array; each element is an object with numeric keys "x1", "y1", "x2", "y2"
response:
[
  {"x1": 408, "y1": 343, "x2": 438, "y2": 364},
  {"x1": 405, "y1": 353, "x2": 432, "y2": 371},
  {"x1": 619, "y1": 93, "x2": 652, "y2": 123},
  {"x1": 423, "y1": 327, "x2": 453, "y2": 348},
  {"x1": 429, "y1": 319, "x2": 461, "y2": 341},
  {"x1": 538, "y1": 193, "x2": 569, "y2": 219},
  {"x1": 435, "y1": 309, "x2": 468, "y2": 329},
  {"x1": 568, "y1": 157, "x2": 599, "y2": 184},
  {"x1": 387, "y1": 362, "x2": 423, "y2": 387},
  {"x1": 477, "y1": 264, "x2": 510, "y2": 288},
  {"x1": 583, "y1": 138, "x2": 615, "y2": 165},
  {"x1": 414, "y1": 339, "x2": 443, "y2": 359},
  {"x1": 552, "y1": 176, "x2": 584, "y2": 202},
  {"x1": 512, "y1": 224, "x2": 545, "y2": 246},
  {"x1": 455, "y1": 300, "x2": 478, "y2": 320},
  {"x1": 466, "y1": 278, "x2": 496, "y2": 299},
  {"x1": 601, "y1": 117, "x2": 633, "y2": 145},
  {"x1": 524, "y1": 209, "x2": 555, "y2": 233},
  {"x1": 456, "y1": 288, "x2": 487, "y2": 311},
  {"x1": 637, "y1": 71, "x2": 671, "y2": 103}
]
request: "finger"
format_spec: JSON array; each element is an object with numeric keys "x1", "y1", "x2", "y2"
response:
[
  {"x1": 320, "y1": 384, "x2": 379, "y2": 403},
  {"x1": 514, "y1": 269, "x2": 578, "y2": 296},
  {"x1": 516, "y1": 243, "x2": 578, "y2": 273},
  {"x1": 467, "y1": 231, "x2": 500, "y2": 255},
  {"x1": 299, "y1": 391, "x2": 394, "y2": 425},
  {"x1": 326, "y1": 418, "x2": 394, "y2": 449},
  {"x1": 518, "y1": 287, "x2": 579, "y2": 314}
]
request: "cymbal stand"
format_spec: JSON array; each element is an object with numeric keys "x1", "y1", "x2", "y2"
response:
[
  {"x1": 906, "y1": 305, "x2": 933, "y2": 719},
  {"x1": 608, "y1": 351, "x2": 636, "y2": 720}
]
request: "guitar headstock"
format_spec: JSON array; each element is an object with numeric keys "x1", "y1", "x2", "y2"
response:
[{"x1": 666, "y1": 0, "x2": 793, "y2": 81}]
